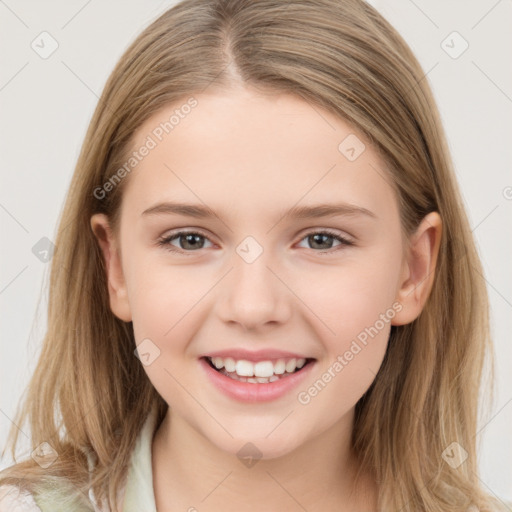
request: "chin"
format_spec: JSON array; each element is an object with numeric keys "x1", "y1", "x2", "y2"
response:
[{"x1": 208, "y1": 429, "x2": 302, "y2": 463}]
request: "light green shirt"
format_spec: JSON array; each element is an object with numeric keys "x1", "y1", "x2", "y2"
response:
[
  {"x1": 0, "y1": 405, "x2": 160, "y2": 512},
  {"x1": 121, "y1": 403, "x2": 159, "y2": 512}
]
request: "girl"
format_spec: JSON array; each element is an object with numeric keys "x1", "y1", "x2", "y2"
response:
[{"x1": 1, "y1": 0, "x2": 508, "y2": 510}]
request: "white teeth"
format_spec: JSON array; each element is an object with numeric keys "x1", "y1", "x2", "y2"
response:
[
  {"x1": 224, "y1": 357, "x2": 236, "y2": 372},
  {"x1": 219, "y1": 372, "x2": 283, "y2": 384},
  {"x1": 273, "y1": 360, "x2": 286, "y2": 374},
  {"x1": 207, "y1": 356, "x2": 309, "y2": 379},
  {"x1": 254, "y1": 361, "x2": 274, "y2": 378},
  {"x1": 212, "y1": 357, "x2": 224, "y2": 369},
  {"x1": 235, "y1": 360, "x2": 254, "y2": 377},
  {"x1": 285, "y1": 358, "x2": 297, "y2": 373}
]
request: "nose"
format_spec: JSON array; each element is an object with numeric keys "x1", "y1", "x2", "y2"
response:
[{"x1": 216, "y1": 248, "x2": 292, "y2": 331}]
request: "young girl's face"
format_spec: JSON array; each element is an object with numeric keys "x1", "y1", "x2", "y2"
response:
[{"x1": 93, "y1": 86, "x2": 438, "y2": 459}]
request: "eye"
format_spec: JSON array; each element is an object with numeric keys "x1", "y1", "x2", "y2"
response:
[
  {"x1": 157, "y1": 230, "x2": 213, "y2": 253},
  {"x1": 157, "y1": 228, "x2": 354, "y2": 255},
  {"x1": 296, "y1": 229, "x2": 354, "y2": 253}
]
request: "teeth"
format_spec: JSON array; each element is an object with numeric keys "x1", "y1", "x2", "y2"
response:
[
  {"x1": 235, "y1": 360, "x2": 254, "y2": 377},
  {"x1": 285, "y1": 358, "x2": 297, "y2": 373},
  {"x1": 224, "y1": 357, "x2": 236, "y2": 372},
  {"x1": 207, "y1": 356, "x2": 308, "y2": 378},
  {"x1": 254, "y1": 361, "x2": 274, "y2": 378},
  {"x1": 212, "y1": 357, "x2": 223, "y2": 369},
  {"x1": 273, "y1": 359, "x2": 286, "y2": 374}
]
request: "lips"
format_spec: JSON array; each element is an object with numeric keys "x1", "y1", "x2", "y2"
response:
[{"x1": 199, "y1": 356, "x2": 316, "y2": 402}]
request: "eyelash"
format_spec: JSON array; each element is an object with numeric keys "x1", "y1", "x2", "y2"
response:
[{"x1": 157, "y1": 229, "x2": 354, "y2": 255}]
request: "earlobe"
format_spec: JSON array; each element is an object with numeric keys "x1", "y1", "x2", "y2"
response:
[
  {"x1": 90, "y1": 213, "x2": 132, "y2": 322},
  {"x1": 391, "y1": 211, "x2": 442, "y2": 326}
]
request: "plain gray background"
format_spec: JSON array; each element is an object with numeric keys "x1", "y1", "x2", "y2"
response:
[{"x1": 1, "y1": 0, "x2": 511, "y2": 504}]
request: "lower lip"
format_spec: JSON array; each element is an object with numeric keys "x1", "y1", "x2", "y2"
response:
[{"x1": 199, "y1": 357, "x2": 316, "y2": 403}]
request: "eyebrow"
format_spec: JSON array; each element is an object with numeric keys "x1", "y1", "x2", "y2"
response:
[{"x1": 141, "y1": 201, "x2": 377, "y2": 220}]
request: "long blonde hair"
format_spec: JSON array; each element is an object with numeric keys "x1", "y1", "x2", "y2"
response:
[{"x1": 1, "y1": 0, "x2": 504, "y2": 510}]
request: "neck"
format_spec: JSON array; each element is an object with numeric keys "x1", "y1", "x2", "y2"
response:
[{"x1": 151, "y1": 408, "x2": 378, "y2": 511}]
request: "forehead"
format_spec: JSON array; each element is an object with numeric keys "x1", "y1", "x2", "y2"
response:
[{"x1": 120, "y1": 87, "x2": 398, "y2": 224}]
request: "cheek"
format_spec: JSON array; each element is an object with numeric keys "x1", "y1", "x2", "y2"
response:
[
  {"x1": 126, "y1": 260, "x2": 211, "y2": 404},
  {"x1": 292, "y1": 252, "x2": 400, "y2": 406},
  {"x1": 294, "y1": 252, "x2": 401, "y2": 344},
  {"x1": 125, "y1": 249, "x2": 208, "y2": 341},
  {"x1": 295, "y1": 284, "x2": 393, "y2": 421}
]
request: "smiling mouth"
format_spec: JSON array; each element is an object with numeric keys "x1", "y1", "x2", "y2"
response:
[{"x1": 203, "y1": 356, "x2": 316, "y2": 384}]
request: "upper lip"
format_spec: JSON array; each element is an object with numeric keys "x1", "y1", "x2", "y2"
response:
[{"x1": 201, "y1": 348, "x2": 314, "y2": 363}]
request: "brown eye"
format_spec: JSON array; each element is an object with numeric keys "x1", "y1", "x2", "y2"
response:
[
  {"x1": 297, "y1": 230, "x2": 353, "y2": 253},
  {"x1": 158, "y1": 231, "x2": 213, "y2": 253}
]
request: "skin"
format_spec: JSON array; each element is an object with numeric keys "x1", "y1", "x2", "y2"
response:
[{"x1": 91, "y1": 85, "x2": 442, "y2": 511}]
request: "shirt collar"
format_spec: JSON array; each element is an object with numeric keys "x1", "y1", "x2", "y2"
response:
[{"x1": 122, "y1": 404, "x2": 159, "y2": 512}]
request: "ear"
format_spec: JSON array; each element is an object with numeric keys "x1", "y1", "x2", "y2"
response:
[
  {"x1": 391, "y1": 211, "x2": 442, "y2": 326},
  {"x1": 90, "y1": 213, "x2": 132, "y2": 322}
]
